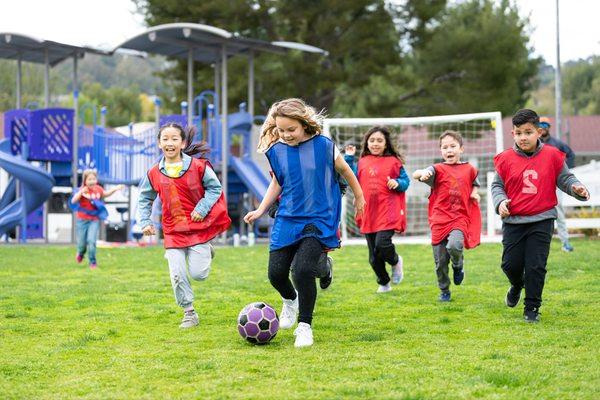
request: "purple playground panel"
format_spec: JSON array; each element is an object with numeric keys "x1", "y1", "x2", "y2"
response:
[
  {"x1": 27, "y1": 108, "x2": 74, "y2": 162},
  {"x1": 26, "y1": 206, "x2": 44, "y2": 239},
  {"x1": 4, "y1": 109, "x2": 29, "y2": 156}
]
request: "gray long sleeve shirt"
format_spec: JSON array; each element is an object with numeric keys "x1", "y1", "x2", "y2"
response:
[{"x1": 491, "y1": 141, "x2": 587, "y2": 224}]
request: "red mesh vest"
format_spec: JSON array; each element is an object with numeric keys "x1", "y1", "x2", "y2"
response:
[
  {"x1": 494, "y1": 145, "x2": 565, "y2": 216},
  {"x1": 148, "y1": 158, "x2": 231, "y2": 248},
  {"x1": 355, "y1": 155, "x2": 406, "y2": 234},
  {"x1": 428, "y1": 163, "x2": 481, "y2": 249}
]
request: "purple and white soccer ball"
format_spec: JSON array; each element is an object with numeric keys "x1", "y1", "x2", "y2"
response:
[{"x1": 237, "y1": 302, "x2": 279, "y2": 344}]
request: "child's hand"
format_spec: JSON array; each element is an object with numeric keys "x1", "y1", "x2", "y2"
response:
[
  {"x1": 572, "y1": 184, "x2": 590, "y2": 200},
  {"x1": 418, "y1": 170, "x2": 433, "y2": 181},
  {"x1": 117, "y1": 184, "x2": 125, "y2": 191},
  {"x1": 386, "y1": 176, "x2": 399, "y2": 190},
  {"x1": 470, "y1": 192, "x2": 481, "y2": 202},
  {"x1": 354, "y1": 195, "x2": 366, "y2": 217},
  {"x1": 191, "y1": 210, "x2": 203, "y2": 222},
  {"x1": 344, "y1": 144, "x2": 356, "y2": 156},
  {"x1": 499, "y1": 199, "x2": 511, "y2": 218},
  {"x1": 142, "y1": 225, "x2": 156, "y2": 236},
  {"x1": 244, "y1": 210, "x2": 263, "y2": 224}
]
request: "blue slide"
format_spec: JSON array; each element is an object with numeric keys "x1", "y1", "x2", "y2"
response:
[
  {"x1": 0, "y1": 139, "x2": 55, "y2": 238},
  {"x1": 230, "y1": 156, "x2": 270, "y2": 201}
]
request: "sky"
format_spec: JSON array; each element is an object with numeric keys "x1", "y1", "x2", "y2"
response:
[{"x1": 0, "y1": 0, "x2": 598, "y2": 66}]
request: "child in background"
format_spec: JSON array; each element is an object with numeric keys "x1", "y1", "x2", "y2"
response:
[
  {"x1": 244, "y1": 98, "x2": 365, "y2": 347},
  {"x1": 345, "y1": 126, "x2": 409, "y2": 293},
  {"x1": 71, "y1": 169, "x2": 124, "y2": 269},
  {"x1": 413, "y1": 130, "x2": 481, "y2": 302},
  {"x1": 138, "y1": 123, "x2": 231, "y2": 328},
  {"x1": 492, "y1": 109, "x2": 589, "y2": 322}
]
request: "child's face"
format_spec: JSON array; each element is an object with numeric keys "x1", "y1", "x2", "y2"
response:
[
  {"x1": 440, "y1": 136, "x2": 464, "y2": 164},
  {"x1": 367, "y1": 131, "x2": 386, "y2": 156},
  {"x1": 275, "y1": 117, "x2": 309, "y2": 146},
  {"x1": 512, "y1": 122, "x2": 541, "y2": 153},
  {"x1": 159, "y1": 127, "x2": 185, "y2": 160},
  {"x1": 84, "y1": 174, "x2": 98, "y2": 187}
]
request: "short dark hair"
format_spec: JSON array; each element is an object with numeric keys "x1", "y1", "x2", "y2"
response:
[
  {"x1": 512, "y1": 109, "x2": 539, "y2": 127},
  {"x1": 439, "y1": 130, "x2": 463, "y2": 147}
]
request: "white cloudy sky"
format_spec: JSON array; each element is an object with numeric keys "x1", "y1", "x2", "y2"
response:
[{"x1": 0, "y1": 0, "x2": 598, "y2": 65}]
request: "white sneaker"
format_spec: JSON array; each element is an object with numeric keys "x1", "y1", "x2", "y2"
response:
[
  {"x1": 392, "y1": 256, "x2": 404, "y2": 284},
  {"x1": 294, "y1": 322, "x2": 313, "y2": 347},
  {"x1": 377, "y1": 283, "x2": 392, "y2": 293},
  {"x1": 179, "y1": 310, "x2": 199, "y2": 328},
  {"x1": 279, "y1": 293, "x2": 298, "y2": 329}
]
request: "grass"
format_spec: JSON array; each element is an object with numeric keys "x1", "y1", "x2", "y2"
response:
[{"x1": 0, "y1": 239, "x2": 599, "y2": 399}]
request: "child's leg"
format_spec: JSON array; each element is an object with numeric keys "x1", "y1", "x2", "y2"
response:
[
  {"x1": 86, "y1": 220, "x2": 100, "y2": 265},
  {"x1": 187, "y1": 243, "x2": 212, "y2": 281},
  {"x1": 76, "y1": 219, "x2": 88, "y2": 257},
  {"x1": 446, "y1": 229, "x2": 464, "y2": 270},
  {"x1": 164, "y1": 248, "x2": 195, "y2": 309},
  {"x1": 523, "y1": 219, "x2": 553, "y2": 309},
  {"x1": 365, "y1": 232, "x2": 390, "y2": 285},
  {"x1": 432, "y1": 240, "x2": 450, "y2": 291},
  {"x1": 291, "y1": 237, "x2": 324, "y2": 325},
  {"x1": 375, "y1": 230, "x2": 399, "y2": 267},
  {"x1": 500, "y1": 223, "x2": 528, "y2": 290},
  {"x1": 268, "y1": 245, "x2": 297, "y2": 301}
]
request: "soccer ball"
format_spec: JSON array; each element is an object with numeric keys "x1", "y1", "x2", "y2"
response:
[{"x1": 237, "y1": 302, "x2": 279, "y2": 344}]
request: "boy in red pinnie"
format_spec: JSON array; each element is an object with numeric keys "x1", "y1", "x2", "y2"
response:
[{"x1": 413, "y1": 130, "x2": 481, "y2": 302}]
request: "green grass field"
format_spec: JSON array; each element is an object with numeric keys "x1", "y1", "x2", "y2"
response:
[{"x1": 1, "y1": 239, "x2": 599, "y2": 399}]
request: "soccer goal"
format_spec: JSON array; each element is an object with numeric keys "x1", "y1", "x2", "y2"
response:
[{"x1": 323, "y1": 112, "x2": 504, "y2": 244}]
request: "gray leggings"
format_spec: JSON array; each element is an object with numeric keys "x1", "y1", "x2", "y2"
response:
[
  {"x1": 164, "y1": 243, "x2": 212, "y2": 309},
  {"x1": 432, "y1": 229, "x2": 464, "y2": 291}
]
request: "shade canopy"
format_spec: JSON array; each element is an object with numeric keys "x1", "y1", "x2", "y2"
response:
[
  {"x1": 0, "y1": 32, "x2": 110, "y2": 66},
  {"x1": 113, "y1": 23, "x2": 327, "y2": 62}
]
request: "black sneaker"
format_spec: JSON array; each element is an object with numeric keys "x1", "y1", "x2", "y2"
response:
[
  {"x1": 438, "y1": 290, "x2": 451, "y2": 302},
  {"x1": 319, "y1": 256, "x2": 333, "y2": 290},
  {"x1": 523, "y1": 307, "x2": 540, "y2": 323},
  {"x1": 453, "y1": 267, "x2": 465, "y2": 285},
  {"x1": 505, "y1": 286, "x2": 522, "y2": 308}
]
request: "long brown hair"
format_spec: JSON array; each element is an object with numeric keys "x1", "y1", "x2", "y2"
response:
[
  {"x1": 257, "y1": 98, "x2": 326, "y2": 152},
  {"x1": 158, "y1": 123, "x2": 209, "y2": 157},
  {"x1": 360, "y1": 126, "x2": 404, "y2": 162}
]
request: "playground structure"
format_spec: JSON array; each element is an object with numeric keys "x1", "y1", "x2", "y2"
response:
[{"x1": 0, "y1": 25, "x2": 326, "y2": 243}]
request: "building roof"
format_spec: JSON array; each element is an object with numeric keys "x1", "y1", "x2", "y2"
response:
[
  {"x1": 502, "y1": 115, "x2": 600, "y2": 154},
  {"x1": 113, "y1": 23, "x2": 328, "y2": 63},
  {"x1": 0, "y1": 32, "x2": 110, "y2": 66}
]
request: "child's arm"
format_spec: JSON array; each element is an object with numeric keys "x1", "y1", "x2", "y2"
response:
[
  {"x1": 243, "y1": 176, "x2": 282, "y2": 224},
  {"x1": 412, "y1": 166, "x2": 435, "y2": 186},
  {"x1": 102, "y1": 184, "x2": 125, "y2": 199},
  {"x1": 137, "y1": 175, "x2": 158, "y2": 235},
  {"x1": 556, "y1": 164, "x2": 590, "y2": 201},
  {"x1": 491, "y1": 173, "x2": 511, "y2": 217},
  {"x1": 335, "y1": 155, "x2": 365, "y2": 216},
  {"x1": 71, "y1": 186, "x2": 88, "y2": 204},
  {"x1": 387, "y1": 166, "x2": 410, "y2": 192},
  {"x1": 343, "y1": 145, "x2": 358, "y2": 176},
  {"x1": 190, "y1": 166, "x2": 222, "y2": 222},
  {"x1": 470, "y1": 186, "x2": 480, "y2": 202}
]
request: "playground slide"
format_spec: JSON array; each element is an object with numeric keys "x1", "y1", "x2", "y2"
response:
[
  {"x1": 229, "y1": 156, "x2": 270, "y2": 201},
  {"x1": 0, "y1": 139, "x2": 55, "y2": 238}
]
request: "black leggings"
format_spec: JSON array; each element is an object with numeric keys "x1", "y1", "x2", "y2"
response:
[
  {"x1": 268, "y1": 237, "x2": 327, "y2": 325},
  {"x1": 365, "y1": 230, "x2": 399, "y2": 285}
]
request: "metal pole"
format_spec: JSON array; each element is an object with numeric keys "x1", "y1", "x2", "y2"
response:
[
  {"x1": 214, "y1": 61, "x2": 220, "y2": 100},
  {"x1": 100, "y1": 106, "x2": 107, "y2": 128},
  {"x1": 44, "y1": 48, "x2": 50, "y2": 107},
  {"x1": 221, "y1": 46, "x2": 228, "y2": 242},
  {"x1": 187, "y1": 48, "x2": 193, "y2": 126},
  {"x1": 16, "y1": 56, "x2": 22, "y2": 109},
  {"x1": 71, "y1": 55, "x2": 79, "y2": 243},
  {"x1": 248, "y1": 51, "x2": 254, "y2": 116},
  {"x1": 555, "y1": 0, "x2": 562, "y2": 140},
  {"x1": 154, "y1": 97, "x2": 161, "y2": 131}
]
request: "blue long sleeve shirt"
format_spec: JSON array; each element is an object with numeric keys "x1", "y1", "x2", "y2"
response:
[
  {"x1": 344, "y1": 154, "x2": 410, "y2": 192},
  {"x1": 137, "y1": 153, "x2": 222, "y2": 228}
]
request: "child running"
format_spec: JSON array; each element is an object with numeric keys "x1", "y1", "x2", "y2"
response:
[
  {"x1": 138, "y1": 123, "x2": 231, "y2": 328},
  {"x1": 492, "y1": 109, "x2": 589, "y2": 322},
  {"x1": 244, "y1": 98, "x2": 365, "y2": 347},
  {"x1": 71, "y1": 169, "x2": 124, "y2": 269},
  {"x1": 345, "y1": 126, "x2": 409, "y2": 293},
  {"x1": 413, "y1": 130, "x2": 481, "y2": 302}
]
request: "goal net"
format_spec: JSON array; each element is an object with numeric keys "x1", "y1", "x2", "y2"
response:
[{"x1": 323, "y1": 112, "x2": 504, "y2": 243}]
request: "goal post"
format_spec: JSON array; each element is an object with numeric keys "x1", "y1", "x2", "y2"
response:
[{"x1": 323, "y1": 112, "x2": 504, "y2": 243}]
